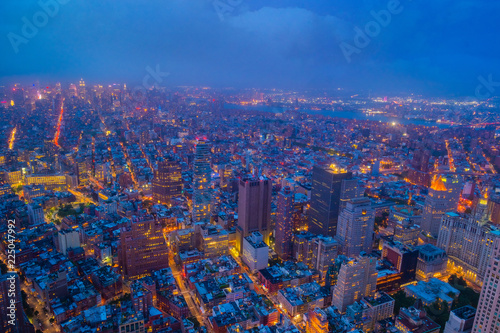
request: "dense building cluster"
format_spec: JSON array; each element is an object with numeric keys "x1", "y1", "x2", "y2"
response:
[{"x1": 1, "y1": 83, "x2": 500, "y2": 333}]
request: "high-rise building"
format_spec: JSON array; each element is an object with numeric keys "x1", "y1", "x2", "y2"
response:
[
  {"x1": 219, "y1": 164, "x2": 234, "y2": 192},
  {"x1": 336, "y1": 197, "x2": 374, "y2": 257},
  {"x1": 372, "y1": 160, "x2": 381, "y2": 176},
  {"x1": 192, "y1": 140, "x2": 212, "y2": 222},
  {"x1": 0, "y1": 273, "x2": 35, "y2": 333},
  {"x1": 407, "y1": 149, "x2": 432, "y2": 186},
  {"x1": 444, "y1": 305, "x2": 476, "y2": 333},
  {"x1": 471, "y1": 238, "x2": 500, "y2": 333},
  {"x1": 394, "y1": 218, "x2": 421, "y2": 246},
  {"x1": 437, "y1": 210, "x2": 500, "y2": 286},
  {"x1": 422, "y1": 174, "x2": 462, "y2": 237},
  {"x1": 489, "y1": 196, "x2": 500, "y2": 226},
  {"x1": 275, "y1": 186, "x2": 294, "y2": 260},
  {"x1": 118, "y1": 216, "x2": 170, "y2": 279},
  {"x1": 152, "y1": 158, "x2": 182, "y2": 205},
  {"x1": 78, "y1": 78, "x2": 86, "y2": 99},
  {"x1": 332, "y1": 255, "x2": 378, "y2": 312},
  {"x1": 382, "y1": 241, "x2": 419, "y2": 283},
  {"x1": 325, "y1": 256, "x2": 346, "y2": 288},
  {"x1": 308, "y1": 165, "x2": 360, "y2": 237},
  {"x1": 75, "y1": 157, "x2": 89, "y2": 186},
  {"x1": 340, "y1": 177, "x2": 364, "y2": 209},
  {"x1": 236, "y1": 177, "x2": 272, "y2": 253},
  {"x1": 312, "y1": 236, "x2": 339, "y2": 280},
  {"x1": 292, "y1": 193, "x2": 309, "y2": 231},
  {"x1": 292, "y1": 231, "x2": 317, "y2": 267},
  {"x1": 292, "y1": 232, "x2": 338, "y2": 278}
]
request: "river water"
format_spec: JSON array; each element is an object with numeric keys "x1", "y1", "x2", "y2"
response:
[{"x1": 225, "y1": 103, "x2": 451, "y2": 128}]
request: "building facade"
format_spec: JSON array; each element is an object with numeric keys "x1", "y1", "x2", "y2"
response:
[
  {"x1": 242, "y1": 231, "x2": 269, "y2": 273},
  {"x1": 472, "y1": 238, "x2": 500, "y2": 333},
  {"x1": 332, "y1": 255, "x2": 378, "y2": 312},
  {"x1": 152, "y1": 158, "x2": 182, "y2": 205},
  {"x1": 336, "y1": 197, "x2": 374, "y2": 257},
  {"x1": 118, "y1": 216, "x2": 170, "y2": 279},
  {"x1": 437, "y1": 210, "x2": 500, "y2": 286},
  {"x1": 192, "y1": 140, "x2": 212, "y2": 222},
  {"x1": 308, "y1": 165, "x2": 356, "y2": 237},
  {"x1": 275, "y1": 186, "x2": 294, "y2": 260},
  {"x1": 444, "y1": 305, "x2": 476, "y2": 333},
  {"x1": 236, "y1": 177, "x2": 272, "y2": 253},
  {"x1": 421, "y1": 174, "x2": 462, "y2": 238}
]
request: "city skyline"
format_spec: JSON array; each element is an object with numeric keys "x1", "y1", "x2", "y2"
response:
[{"x1": 2, "y1": 1, "x2": 500, "y2": 333}]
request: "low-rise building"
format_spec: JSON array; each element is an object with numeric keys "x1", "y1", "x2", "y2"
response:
[
  {"x1": 404, "y1": 278, "x2": 459, "y2": 307},
  {"x1": 242, "y1": 231, "x2": 269, "y2": 273},
  {"x1": 395, "y1": 304, "x2": 440, "y2": 333},
  {"x1": 444, "y1": 305, "x2": 476, "y2": 333},
  {"x1": 277, "y1": 282, "x2": 330, "y2": 317}
]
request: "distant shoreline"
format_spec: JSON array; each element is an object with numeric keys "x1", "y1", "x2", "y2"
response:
[{"x1": 224, "y1": 103, "x2": 451, "y2": 128}]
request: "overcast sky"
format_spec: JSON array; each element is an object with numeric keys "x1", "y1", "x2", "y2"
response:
[{"x1": 1, "y1": 0, "x2": 499, "y2": 96}]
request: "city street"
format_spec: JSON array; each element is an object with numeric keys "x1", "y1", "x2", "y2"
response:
[{"x1": 168, "y1": 252, "x2": 211, "y2": 330}]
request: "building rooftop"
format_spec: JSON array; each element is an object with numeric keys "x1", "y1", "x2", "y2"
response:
[{"x1": 451, "y1": 305, "x2": 476, "y2": 320}]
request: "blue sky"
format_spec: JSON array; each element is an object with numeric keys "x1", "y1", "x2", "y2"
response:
[{"x1": 1, "y1": 0, "x2": 499, "y2": 96}]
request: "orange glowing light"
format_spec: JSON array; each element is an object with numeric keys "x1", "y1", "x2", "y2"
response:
[
  {"x1": 54, "y1": 103, "x2": 64, "y2": 147},
  {"x1": 8, "y1": 127, "x2": 16, "y2": 150}
]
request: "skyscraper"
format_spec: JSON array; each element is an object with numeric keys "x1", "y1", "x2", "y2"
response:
[
  {"x1": 192, "y1": 140, "x2": 212, "y2": 222},
  {"x1": 471, "y1": 238, "x2": 500, "y2": 333},
  {"x1": 336, "y1": 197, "x2": 374, "y2": 257},
  {"x1": 340, "y1": 177, "x2": 364, "y2": 209},
  {"x1": 332, "y1": 255, "x2": 378, "y2": 312},
  {"x1": 275, "y1": 186, "x2": 294, "y2": 260},
  {"x1": 236, "y1": 177, "x2": 272, "y2": 254},
  {"x1": 118, "y1": 216, "x2": 170, "y2": 279},
  {"x1": 312, "y1": 236, "x2": 339, "y2": 280},
  {"x1": 79, "y1": 78, "x2": 86, "y2": 99},
  {"x1": 152, "y1": 158, "x2": 182, "y2": 205},
  {"x1": 308, "y1": 165, "x2": 360, "y2": 237},
  {"x1": 437, "y1": 210, "x2": 500, "y2": 286},
  {"x1": 422, "y1": 174, "x2": 462, "y2": 237}
]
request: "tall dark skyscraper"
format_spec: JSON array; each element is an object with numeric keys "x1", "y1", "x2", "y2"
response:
[
  {"x1": 308, "y1": 165, "x2": 360, "y2": 237},
  {"x1": 236, "y1": 177, "x2": 272, "y2": 254},
  {"x1": 152, "y1": 158, "x2": 182, "y2": 205},
  {"x1": 275, "y1": 186, "x2": 294, "y2": 260},
  {"x1": 192, "y1": 140, "x2": 212, "y2": 222}
]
